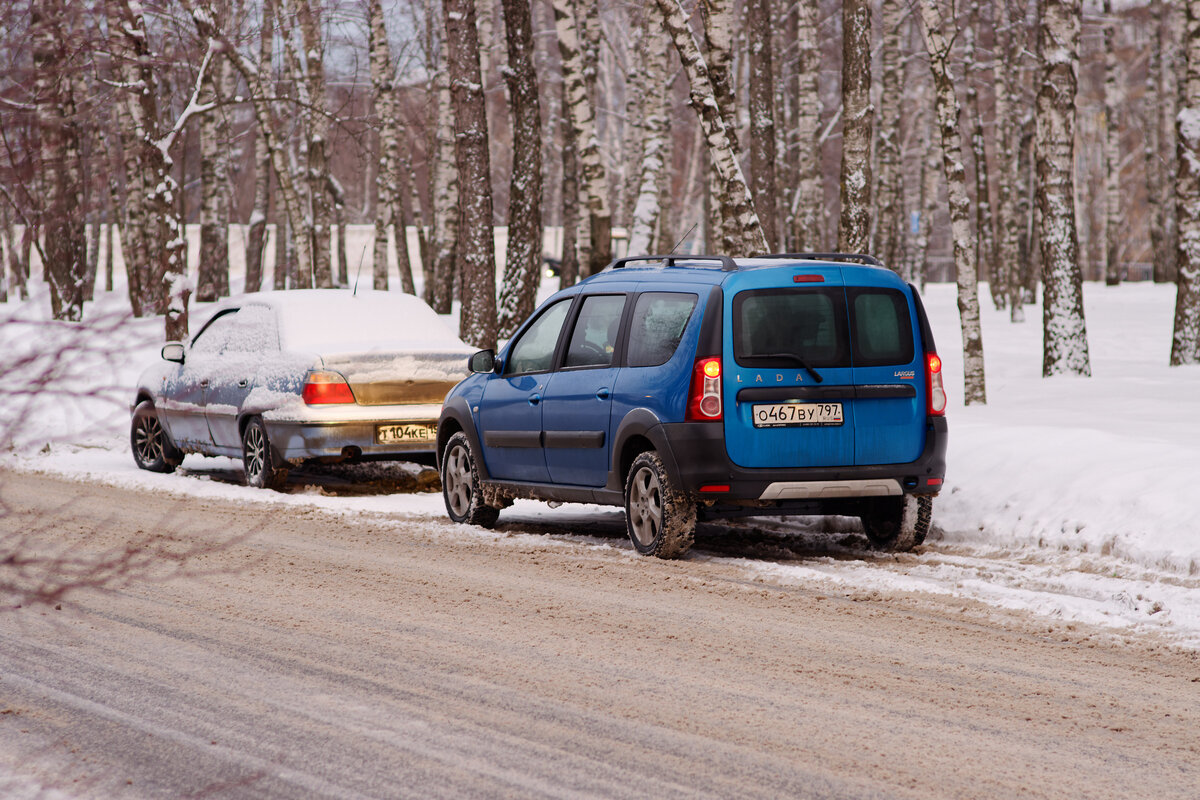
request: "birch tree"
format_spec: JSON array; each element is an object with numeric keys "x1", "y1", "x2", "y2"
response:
[
  {"x1": 1036, "y1": 0, "x2": 1090, "y2": 377},
  {"x1": 196, "y1": 1, "x2": 233, "y2": 303},
  {"x1": 652, "y1": 0, "x2": 767, "y2": 256},
  {"x1": 1170, "y1": 0, "x2": 1200, "y2": 365},
  {"x1": 32, "y1": 0, "x2": 86, "y2": 321},
  {"x1": 553, "y1": 0, "x2": 611, "y2": 276},
  {"x1": 964, "y1": 7, "x2": 998, "y2": 306},
  {"x1": 994, "y1": 0, "x2": 1027, "y2": 319},
  {"x1": 295, "y1": 0, "x2": 333, "y2": 289},
  {"x1": 700, "y1": 0, "x2": 740, "y2": 248},
  {"x1": 243, "y1": 0, "x2": 275, "y2": 295},
  {"x1": 427, "y1": 64, "x2": 458, "y2": 313},
  {"x1": 627, "y1": 26, "x2": 669, "y2": 255},
  {"x1": 917, "y1": 0, "x2": 987, "y2": 404},
  {"x1": 443, "y1": 0, "x2": 498, "y2": 350},
  {"x1": 874, "y1": 0, "x2": 904, "y2": 271},
  {"x1": 496, "y1": 0, "x2": 544, "y2": 337},
  {"x1": 369, "y1": 0, "x2": 401, "y2": 291},
  {"x1": 791, "y1": 0, "x2": 823, "y2": 252},
  {"x1": 747, "y1": 0, "x2": 779, "y2": 250},
  {"x1": 838, "y1": 0, "x2": 873, "y2": 254},
  {"x1": 1101, "y1": 0, "x2": 1122, "y2": 287}
]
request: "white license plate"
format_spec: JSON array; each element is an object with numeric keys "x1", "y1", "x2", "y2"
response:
[
  {"x1": 375, "y1": 423, "x2": 437, "y2": 444},
  {"x1": 752, "y1": 402, "x2": 844, "y2": 427}
]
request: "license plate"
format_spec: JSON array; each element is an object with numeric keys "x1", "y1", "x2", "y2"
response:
[
  {"x1": 752, "y1": 402, "x2": 844, "y2": 427},
  {"x1": 375, "y1": 423, "x2": 437, "y2": 444}
]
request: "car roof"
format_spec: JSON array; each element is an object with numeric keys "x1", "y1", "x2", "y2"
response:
[
  {"x1": 576, "y1": 255, "x2": 908, "y2": 291},
  {"x1": 203, "y1": 289, "x2": 474, "y2": 354}
]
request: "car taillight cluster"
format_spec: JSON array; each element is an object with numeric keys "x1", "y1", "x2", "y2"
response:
[
  {"x1": 302, "y1": 370, "x2": 356, "y2": 405},
  {"x1": 686, "y1": 357, "x2": 723, "y2": 421},
  {"x1": 926, "y1": 353, "x2": 947, "y2": 416}
]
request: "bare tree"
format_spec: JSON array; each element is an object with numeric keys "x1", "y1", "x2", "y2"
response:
[
  {"x1": 369, "y1": 0, "x2": 401, "y2": 291},
  {"x1": 627, "y1": 26, "x2": 669, "y2": 255},
  {"x1": 1101, "y1": 0, "x2": 1121, "y2": 287},
  {"x1": 917, "y1": 0, "x2": 987, "y2": 405},
  {"x1": 652, "y1": 0, "x2": 767, "y2": 255},
  {"x1": 1036, "y1": 0, "x2": 1090, "y2": 377},
  {"x1": 994, "y1": 0, "x2": 1028, "y2": 319},
  {"x1": 1170, "y1": 0, "x2": 1200, "y2": 365},
  {"x1": 963, "y1": 5, "x2": 999, "y2": 306},
  {"x1": 496, "y1": 0, "x2": 544, "y2": 338},
  {"x1": 791, "y1": 0, "x2": 823, "y2": 252},
  {"x1": 196, "y1": 0, "x2": 233, "y2": 303},
  {"x1": 700, "y1": 0, "x2": 740, "y2": 249},
  {"x1": 874, "y1": 0, "x2": 904, "y2": 271},
  {"x1": 443, "y1": 0, "x2": 498, "y2": 349},
  {"x1": 747, "y1": 0, "x2": 779, "y2": 249},
  {"x1": 244, "y1": 0, "x2": 276, "y2": 295},
  {"x1": 427, "y1": 61, "x2": 458, "y2": 313},
  {"x1": 838, "y1": 0, "x2": 872, "y2": 254}
]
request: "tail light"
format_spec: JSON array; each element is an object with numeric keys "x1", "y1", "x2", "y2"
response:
[
  {"x1": 686, "y1": 357, "x2": 723, "y2": 421},
  {"x1": 926, "y1": 353, "x2": 947, "y2": 416},
  {"x1": 302, "y1": 370, "x2": 356, "y2": 405}
]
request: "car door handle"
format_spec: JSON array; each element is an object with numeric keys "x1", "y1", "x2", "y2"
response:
[
  {"x1": 528, "y1": 394, "x2": 541, "y2": 406},
  {"x1": 200, "y1": 379, "x2": 210, "y2": 387},
  {"x1": 238, "y1": 379, "x2": 249, "y2": 388},
  {"x1": 595, "y1": 388, "x2": 610, "y2": 400}
]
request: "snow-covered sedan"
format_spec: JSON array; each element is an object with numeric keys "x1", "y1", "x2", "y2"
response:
[{"x1": 130, "y1": 289, "x2": 475, "y2": 489}]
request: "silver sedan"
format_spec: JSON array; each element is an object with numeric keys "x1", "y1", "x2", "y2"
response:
[{"x1": 130, "y1": 289, "x2": 474, "y2": 489}]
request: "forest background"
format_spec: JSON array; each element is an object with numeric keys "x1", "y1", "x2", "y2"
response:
[{"x1": 2, "y1": 0, "x2": 1199, "y2": 407}]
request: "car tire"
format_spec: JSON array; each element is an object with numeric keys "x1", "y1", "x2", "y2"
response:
[
  {"x1": 130, "y1": 400, "x2": 182, "y2": 473},
  {"x1": 624, "y1": 451, "x2": 696, "y2": 559},
  {"x1": 441, "y1": 432, "x2": 500, "y2": 528},
  {"x1": 861, "y1": 494, "x2": 932, "y2": 552},
  {"x1": 242, "y1": 416, "x2": 288, "y2": 490}
]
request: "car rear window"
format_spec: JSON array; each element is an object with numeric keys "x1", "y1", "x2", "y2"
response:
[
  {"x1": 733, "y1": 287, "x2": 915, "y2": 368},
  {"x1": 626, "y1": 292, "x2": 698, "y2": 367},
  {"x1": 849, "y1": 288, "x2": 914, "y2": 367},
  {"x1": 733, "y1": 288, "x2": 848, "y2": 367}
]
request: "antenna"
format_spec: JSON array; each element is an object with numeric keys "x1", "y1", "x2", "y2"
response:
[
  {"x1": 353, "y1": 243, "x2": 368, "y2": 295},
  {"x1": 667, "y1": 223, "x2": 699, "y2": 255}
]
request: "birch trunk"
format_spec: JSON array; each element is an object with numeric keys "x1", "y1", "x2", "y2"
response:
[
  {"x1": 296, "y1": 0, "x2": 333, "y2": 288},
  {"x1": 369, "y1": 0, "x2": 398, "y2": 291},
  {"x1": 792, "y1": 0, "x2": 823, "y2": 252},
  {"x1": 700, "y1": 0, "x2": 741, "y2": 247},
  {"x1": 1162, "y1": 2, "x2": 1184, "y2": 284},
  {"x1": 1036, "y1": 0, "x2": 1090, "y2": 377},
  {"x1": 497, "y1": 0, "x2": 544, "y2": 337},
  {"x1": 197, "y1": 42, "x2": 231, "y2": 302},
  {"x1": 747, "y1": 0, "x2": 779, "y2": 250},
  {"x1": 1170, "y1": 0, "x2": 1200, "y2": 365},
  {"x1": 917, "y1": 0, "x2": 987, "y2": 404},
  {"x1": 34, "y1": 0, "x2": 86, "y2": 321},
  {"x1": 1102, "y1": 0, "x2": 1122, "y2": 286},
  {"x1": 874, "y1": 0, "x2": 903, "y2": 271},
  {"x1": 994, "y1": 0, "x2": 1026, "y2": 319},
  {"x1": 838, "y1": 0, "x2": 873, "y2": 254},
  {"x1": 244, "y1": 0, "x2": 275, "y2": 295},
  {"x1": 553, "y1": 0, "x2": 611, "y2": 276},
  {"x1": 443, "y1": 0, "x2": 498, "y2": 350},
  {"x1": 627, "y1": 28, "x2": 669, "y2": 255},
  {"x1": 653, "y1": 0, "x2": 767, "y2": 256},
  {"x1": 559, "y1": 76, "x2": 581, "y2": 287},
  {"x1": 429, "y1": 65, "x2": 459, "y2": 313},
  {"x1": 964, "y1": 8, "x2": 999, "y2": 306}
]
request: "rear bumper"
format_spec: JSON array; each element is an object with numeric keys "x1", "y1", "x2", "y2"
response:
[
  {"x1": 660, "y1": 416, "x2": 947, "y2": 507},
  {"x1": 264, "y1": 406, "x2": 442, "y2": 462}
]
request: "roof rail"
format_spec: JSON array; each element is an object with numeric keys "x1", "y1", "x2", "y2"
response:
[
  {"x1": 609, "y1": 254, "x2": 738, "y2": 272},
  {"x1": 750, "y1": 252, "x2": 884, "y2": 267}
]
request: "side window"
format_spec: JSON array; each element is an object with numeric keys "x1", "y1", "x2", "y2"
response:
[
  {"x1": 626, "y1": 292, "x2": 698, "y2": 368},
  {"x1": 190, "y1": 310, "x2": 240, "y2": 355},
  {"x1": 224, "y1": 305, "x2": 280, "y2": 354},
  {"x1": 506, "y1": 298, "x2": 572, "y2": 375},
  {"x1": 849, "y1": 289, "x2": 914, "y2": 366},
  {"x1": 564, "y1": 294, "x2": 626, "y2": 368}
]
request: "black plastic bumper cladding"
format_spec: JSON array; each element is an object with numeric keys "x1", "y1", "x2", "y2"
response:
[{"x1": 660, "y1": 416, "x2": 948, "y2": 502}]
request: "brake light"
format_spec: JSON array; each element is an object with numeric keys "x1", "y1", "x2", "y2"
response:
[
  {"x1": 302, "y1": 370, "x2": 356, "y2": 404},
  {"x1": 926, "y1": 353, "x2": 947, "y2": 416},
  {"x1": 686, "y1": 357, "x2": 723, "y2": 421}
]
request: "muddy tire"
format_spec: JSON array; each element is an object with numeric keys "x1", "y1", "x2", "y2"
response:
[
  {"x1": 130, "y1": 401, "x2": 182, "y2": 473},
  {"x1": 624, "y1": 451, "x2": 696, "y2": 559},
  {"x1": 441, "y1": 432, "x2": 500, "y2": 528},
  {"x1": 861, "y1": 494, "x2": 932, "y2": 552},
  {"x1": 242, "y1": 416, "x2": 289, "y2": 490}
]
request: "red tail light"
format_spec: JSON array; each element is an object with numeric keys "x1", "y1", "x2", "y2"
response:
[
  {"x1": 302, "y1": 370, "x2": 356, "y2": 405},
  {"x1": 926, "y1": 353, "x2": 947, "y2": 416},
  {"x1": 686, "y1": 357, "x2": 723, "y2": 421}
]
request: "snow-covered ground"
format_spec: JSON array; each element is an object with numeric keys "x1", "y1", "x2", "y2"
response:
[{"x1": 3, "y1": 274, "x2": 1199, "y2": 647}]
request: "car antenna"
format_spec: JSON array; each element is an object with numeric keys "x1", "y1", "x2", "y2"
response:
[
  {"x1": 353, "y1": 242, "x2": 368, "y2": 296},
  {"x1": 667, "y1": 223, "x2": 698, "y2": 255}
]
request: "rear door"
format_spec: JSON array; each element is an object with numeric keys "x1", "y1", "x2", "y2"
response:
[
  {"x1": 724, "y1": 267, "x2": 856, "y2": 469},
  {"x1": 847, "y1": 286, "x2": 925, "y2": 465}
]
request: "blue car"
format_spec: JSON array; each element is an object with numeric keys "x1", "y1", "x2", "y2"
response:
[{"x1": 437, "y1": 254, "x2": 948, "y2": 558}]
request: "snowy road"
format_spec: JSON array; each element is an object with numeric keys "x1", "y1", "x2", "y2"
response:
[{"x1": 3, "y1": 468, "x2": 1200, "y2": 799}]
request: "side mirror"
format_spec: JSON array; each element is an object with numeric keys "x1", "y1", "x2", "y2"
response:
[
  {"x1": 162, "y1": 342, "x2": 185, "y2": 363},
  {"x1": 469, "y1": 349, "x2": 496, "y2": 374}
]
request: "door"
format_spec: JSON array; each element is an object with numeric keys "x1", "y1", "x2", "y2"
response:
[
  {"x1": 543, "y1": 294, "x2": 627, "y2": 486},
  {"x1": 160, "y1": 310, "x2": 243, "y2": 449},
  {"x1": 477, "y1": 298, "x2": 573, "y2": 482},
  {"x1": 204, "y1": 304, "x2": 280, "y2": 451}
]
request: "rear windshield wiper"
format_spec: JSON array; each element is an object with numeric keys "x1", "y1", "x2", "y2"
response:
[{"x1": 746, "y1": 353, "x2": 824, "y2": 384}]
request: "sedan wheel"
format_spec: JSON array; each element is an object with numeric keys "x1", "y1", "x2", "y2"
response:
[
  {"x1": 242, "y1": 416, "x2": 288, "y2": 490},
  {"x1": 441, "y1": 432, "x2": 499, "y2": 527},
  {"x1": 130, "y1": 400, "x2": 181, "y2": 473},
  {"x1": 624, "y1": 451, "x2": 695, "y2": 559}
]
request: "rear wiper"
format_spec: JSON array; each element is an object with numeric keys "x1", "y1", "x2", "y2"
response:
[{"x1": 747, "y1": 353, "x2": 824, "y2": 384}]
